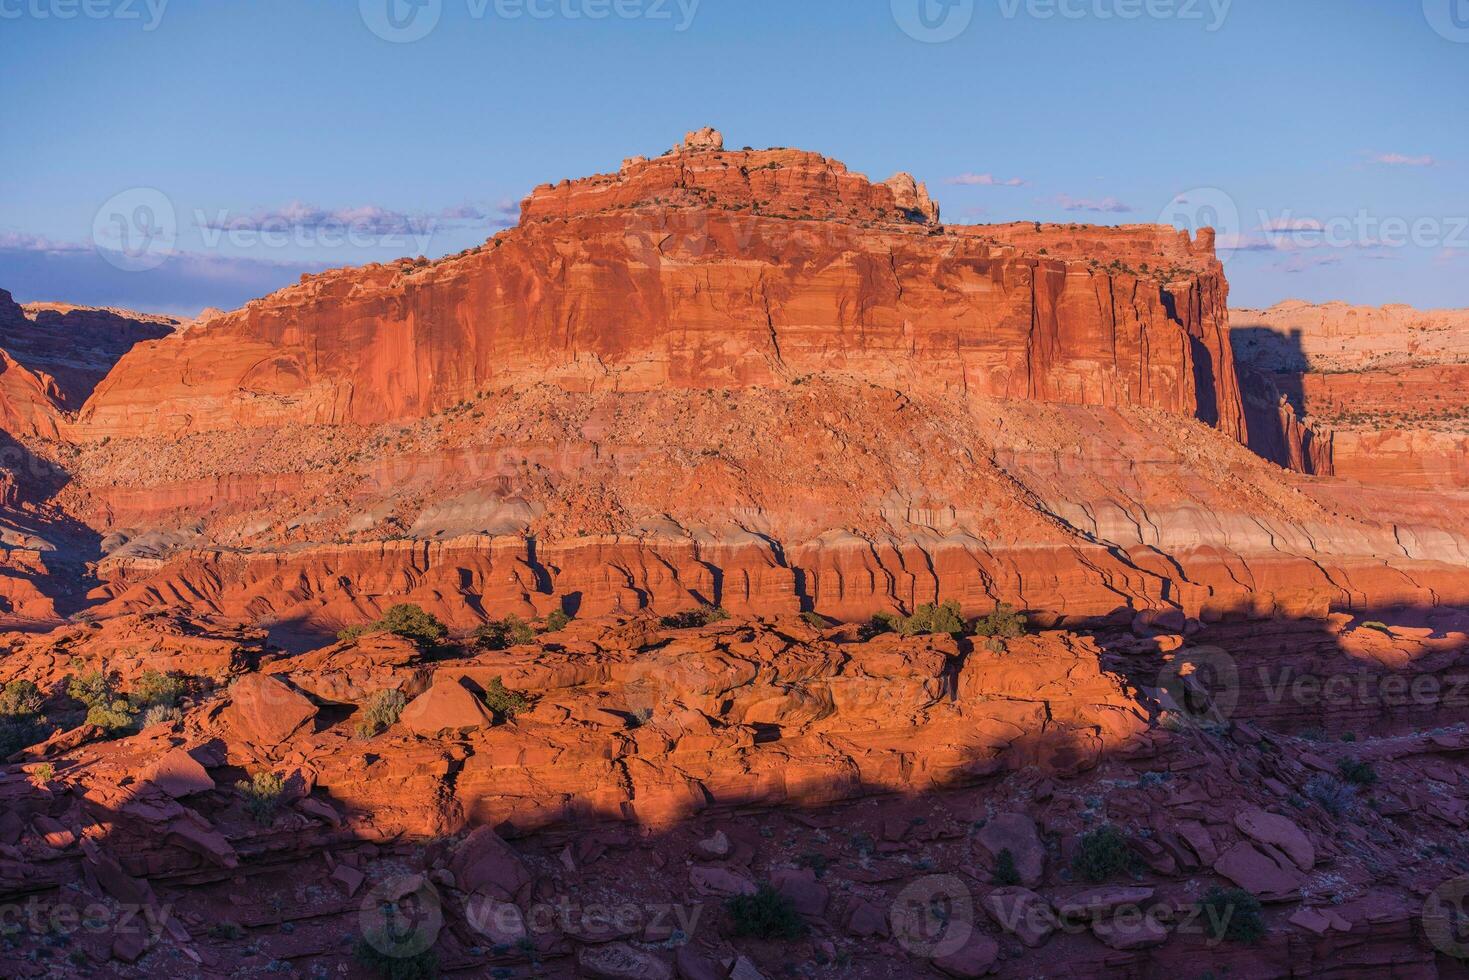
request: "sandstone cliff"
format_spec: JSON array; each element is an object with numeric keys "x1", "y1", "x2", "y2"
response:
[
  {"x1": 77, "y1": 138, "x2": 1244, "y2": 444},
  {"x1": 1233, "y1": 301, "x2": 1469, "y2": 488}
]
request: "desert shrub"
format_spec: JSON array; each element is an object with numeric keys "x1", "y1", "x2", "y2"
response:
[
  {"x1": 1360, "y1": 621, "x2": 1391, "y2": 634},
  {"x1": 864, "y1": 601, "x2": 968, "y2": 638},
  {"x1": 30, "y1": 762, "x2": 55, "y2": 784},
  {"x1": 1072, "y1": 825, "x2": 1133, "y2": 883},
  {"x1": 972, "y1": 603, "x2": 1028, "y2": 640},
  {"x1": 863, "y1": 612, "x2": 901, "y2": 638},
  {"x1": 0, "y1": 679, "x2": 44, "y2": 716},
  {"x1": 67, "y1": 669, "x2": 117, "y2": 710},
  {"x1": 378, "y1": 604, "x2": 448, "y2": 647},
  {"x1": 236, "y1": 770, "x2": 286, "y2": 824},
  {"x1": 353, "y1": 934, "x2": 438, "y2": 980},
  {"x1": 993, "y1": 847, "x2": 1021, "y2": 886},
  {"x1": 0, "y1": 716, "x2": 47, "y2": 756},
  {"x1": 338, "y1": 623, "x2": 373, "y2": 643},
  {"x1": 85, "y1": 702, "x2": 135, "y2": 731},
  {"x1": 897, "y1": 600, "x2": 966, "y2": 637},
  {"x1": 338, "y1": 604, "x2": 448, "y2": 649},
  {"x1": 66, "y1": 669, "x2": 135, "y2": 732},
  {"x1": 800, "y1": 611, "x2": 829, "y2": 629},
  {"x1": 1305, "y1": 774, "x2": 1357, "y2": 816},
  {"x1": 629, "y1": 706, "x2": 654, "y2": 728},
  {"x1": 542, "y1": 609, "x2": 571, "y2": 633},
  {"x1": 1197, "y1": 886, "x2": 1265, "y2": 944},
  {"x1": 130, "y1": 669, "x2": 185, "y2": 711},
  {"x1": 1337, "y1": 759, "x2": 1378, "y2": 786},
  {"x1": 660, "y1": 604, "x2": 731, "y2": 630},
  {"x1": 725, "y1": 884, "x2": 808, "y2": 940},
  {"x1": 474, "y1": 615, "x2": 536, "y2": 651},
  {"x1": 138, "y1": 704, "x2": 182, "y2": 729},
  {"x1": 482, "y1": 677, "x2": 529, "y2": 722},
  {"x1": 357, "y1": 689, "x2": 408, "y2": 738}
]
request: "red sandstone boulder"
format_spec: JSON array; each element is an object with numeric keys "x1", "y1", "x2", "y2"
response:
[
  {"x1": 398, "y1": 675, "x2": 495, "y2": 735},
  {"x1": 222, "y1": 674, "x2": 317, "y2": 747},
  {"x1": 449, "y1": 826, "x2": 532, "y2": 903},
  {"x1": 1213, "y1": 841, "x2": 1304, "y2": 902},
  {"x1": 145, "y1": 747, "x2": 214, "y2": 798},
  {"x1": 974, "y1": 813, "x2": 1044, "y2": 887},
  {"x1": 1233, "y1": 808, "x2": 1315, "y2": 871},
  {"x1": 932, "y1": 933, "x2": 999, "y2": 977}
]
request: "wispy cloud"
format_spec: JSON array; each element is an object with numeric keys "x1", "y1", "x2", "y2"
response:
[
  {"x1": 0, "y1": 232, "x2": 91, "y2": 254},
  {"x1": 1257, "y1": 217, "x2": 1323, "y2": 233},
  {"x1": 1051, "y1": 194, "x2": 1135, "y2": 214},
  {"x1": 197, "y1": 199, "x2": 516, "y2": 235},
  {"x1": 946, "y1": 172, "x2": 1027, "y2": 187},
  {"x1": 1369, "y1": 152, "x2": 1436, "y2": 167}
]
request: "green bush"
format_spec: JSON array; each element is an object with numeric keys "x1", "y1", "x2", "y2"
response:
[
  {"x1": 482, "y1": 677, "x2": 530, "y2": 722},
  {"x1": 236, "y1": 770, "x2": 287, "y2": 825},
  {"x1": 0, "y1": 716, "x2": 47, "y2": 757},
  {"x1": 0, "y1": 679, "x2": 44, "y2": 717},
  {"x1": 863, "y1": 601, "x2": 969, "y2": 638},
  {"x1": 1197, "y1": 886, "x2": 1265, "y2": 944},
  {"x1": 474, "y1": 615, "x2": 536, "y2": 651},
  {"x1": 378, "y1": 604, "x2": 449, "y2": 647},
  {"x1": 864, "y1": 612, "x2": 900, "y2": 637},
  {"x1": 992, "y1": 847, "x2": 1021, "y2": 886},
  {"x1": 357, "y1": 689, "x2": 408, "y2": 738},
  {"x1": 85, "y1": 702, "x2": 135, "y2": 731},
  {"x1": 542, "y1": 609, "x2": 571, "y2": 633},
  {"x1": 660, "y1": 604, "x2": 731, "y2": 630},
  {"x1": 800, "y1": 611, "x2": 829, "y2": 629},
  {"x1": 353, "y1": 934, "x2": 438, "y2": 980},
  {"x1": 67, "y1": 669, "x2": 116, "y2": 710},
  {"x1": 972, "y1": 603, "x2": 1028, "y2": 639},
  {"x1": 338, "y1": 604, "x2": 448, "y2": 649},
  {"x1": 337, "y1": 623, "x2": 372, "y2": 643},
  {"x1": 1072, "y1": 825, "x2": 1134, "y2": 883},
  {"x1": 725, "y1": 884, "x2": 808, "y2": 940},
  {"x1": 1337, "y1": 759, "x2": 1378, "y2": 786},
  {"x1": 898, "y1": 600, "x2": 966, "y2": 636},
  {"x1": 130, "y1": 669, "x2": 185, "y2": 712}
]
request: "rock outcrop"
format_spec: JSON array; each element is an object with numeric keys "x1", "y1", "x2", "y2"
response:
[{"x1": 1233, "y1": 301, "x2": 1469, "y2": 488}]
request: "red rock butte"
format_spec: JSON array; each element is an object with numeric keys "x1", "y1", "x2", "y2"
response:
[{"x1": 0, "y1": 130, "x2": 1463, "y2": 637}]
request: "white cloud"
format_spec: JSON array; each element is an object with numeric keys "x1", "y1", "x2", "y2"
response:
[
  {"x1": 1052, "y1": 194, "x2": 1134, "y2": 214},
  {"x1": 1370, "y1": 152, "x2": 1436, "y2": 167},
  {"x1": 946, "y1": 173, "x2": 1027, "y2": 187}
]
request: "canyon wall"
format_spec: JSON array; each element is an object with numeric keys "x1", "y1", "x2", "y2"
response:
[
  {"x1": 1233, "y1": 301, "x2": 1469, "y2": 488},
  {"x1": 77, "y1": 137, "x2": 1244, "y2": 444}
]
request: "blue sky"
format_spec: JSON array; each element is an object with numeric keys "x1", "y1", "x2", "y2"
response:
[{"x1": 2, "y1": 0, "x2": 1466, "y2": 316}]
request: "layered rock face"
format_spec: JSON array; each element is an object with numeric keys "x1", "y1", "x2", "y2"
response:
[
  {"x1": 1, "y1": 291, "x2": 178, "y2": 410},
  {"x1": 1233, "y1": 301, "x2": 1469, "y2": 488},
  {"x1": 0, "y1": 133, "x2": 1462, "y2": 641},
  {"x1": 78, "y1": 138, "x2": 1242, "y2": 441}
]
